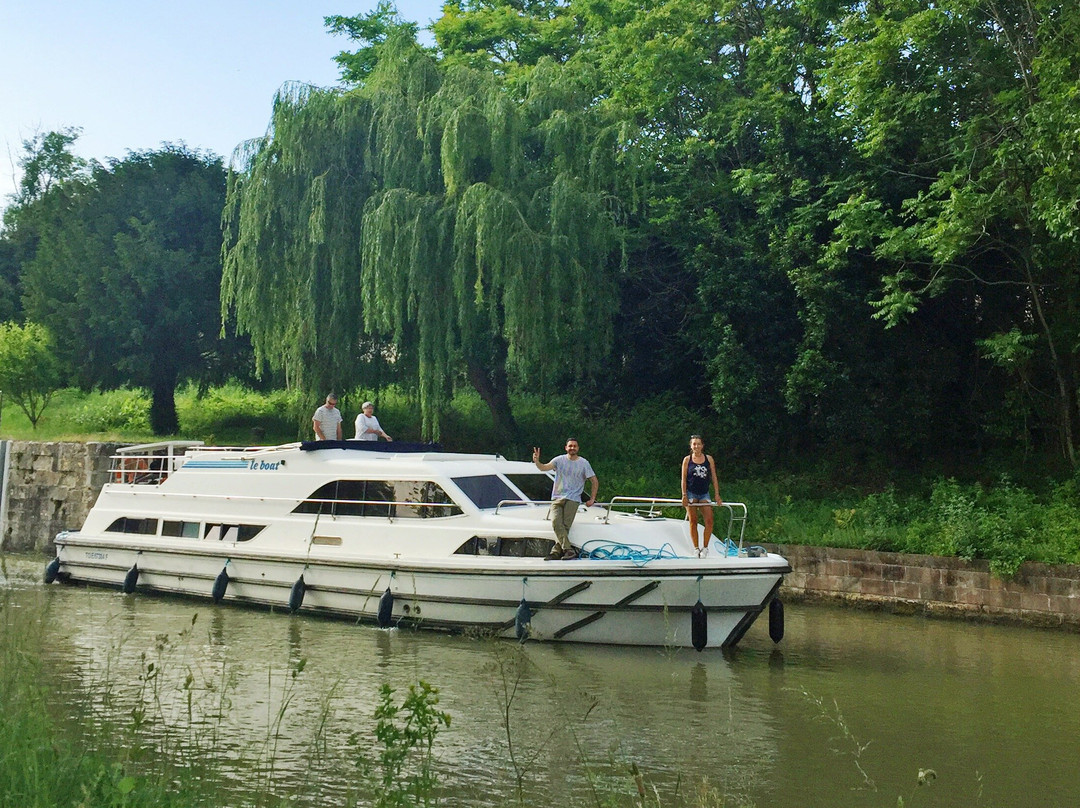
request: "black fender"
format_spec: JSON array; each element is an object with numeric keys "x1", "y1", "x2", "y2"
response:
[
  {"x1": 691, "y1": 599, "x2": 708, "y2": 651},
  {"x1": 514, "y1": 598, "x2": 532, "y2": 641},
  {"x1": 288, "y1": 575, "x2": 306, "y2": 613},
  {"x1": 769, "y1": 598, "x2": 785, "y2": 643},
  {"x1": 377, "y1": 587, "x2": 394, "y2": 628},
  {"x1": 44, "y1": 557, "x2": 61, "y2": 584},
  {"x1": 212, "y1": 567, "x2": 230, "y2": 603},
  {"x1": 123, "y1": 564, "x2": 139, "y2": 595}
]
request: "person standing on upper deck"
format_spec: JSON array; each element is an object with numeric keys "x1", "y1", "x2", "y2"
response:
[
  {"x1": 354, "y1": 401, "x2": 392, "y2": 441},
  {"x1": 681, "y1": 434, "x2": 721, "y2": 558},
  {"x1": 532, "y1": 438, "x2": 598, "y2": 560},
  {"x1": 312, "y1": 393, "x2": 343, "y2": 442}
]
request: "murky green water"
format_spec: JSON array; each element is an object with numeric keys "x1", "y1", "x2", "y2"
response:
[{"x1": 4, "y1": 554, "x2": 1079, "y2": 806}]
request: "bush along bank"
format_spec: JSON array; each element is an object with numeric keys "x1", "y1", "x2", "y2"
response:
[{"x1": 742, "y1": 475, "x2": 1080, "y2": 578}]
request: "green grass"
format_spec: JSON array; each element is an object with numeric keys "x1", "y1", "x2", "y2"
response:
[{"x1": 0, "y1": 592, "x2": 224, "y2": 807}]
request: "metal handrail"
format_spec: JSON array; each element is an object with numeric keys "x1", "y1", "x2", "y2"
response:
[
  {"x1": 493, "y1": 498, "x2": 607, "y2": 516},
  {"x1": 602, "y1": 496, "x2": 682, "y2": 522},
  {"x1": 493, "y1": 498, "x2": 542, "y2": 515},
  {"x1": 101, "y1": 485, "x2": 462, "y2": 517},
  {"x1": 109, "y1": 444, "x2": 301, "y2": 485},
  {"x1": 602, "y1": 497, "x2": 748, "y2": 548}
]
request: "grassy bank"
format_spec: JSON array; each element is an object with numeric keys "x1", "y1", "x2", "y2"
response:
[
  {"x1": 3, "y1": 385, "x2": 1080, "y2": 575},
  {"x1": 0, "y1": 590, "x2": 222, "y2": 807}
]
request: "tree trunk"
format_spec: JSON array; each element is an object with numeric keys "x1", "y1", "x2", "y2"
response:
[
  {"x1": 1023, "y1": 261, "x2": 1077, "y2": 467},
  {"x1": 465, "y1": 351, "x2": 518, "y2": 446},
  {"x1": 149, "y1": 376, "x2": 179, "y2": 435}
]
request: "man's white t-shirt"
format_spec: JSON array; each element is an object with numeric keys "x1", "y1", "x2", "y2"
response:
[{"x1": 312, "y1": 405, "x2": 342, "y2": 440}]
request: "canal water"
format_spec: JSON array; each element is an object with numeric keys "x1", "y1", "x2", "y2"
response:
[{"x1": 3, "y1": 554, "x2": 1079, "y2": 807}]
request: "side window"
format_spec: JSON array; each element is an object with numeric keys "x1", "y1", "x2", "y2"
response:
[
  {"x1": 292, "y1": 480, "x2": 460, "y2": 518},
  {"x1": 392, "y1": 480, "x2": 462, "y2": 518},
  {"x1": 293, "y1": 480, "x2": 391, "y2": 517},
  {"x1": 294, "y1": 482, "x2": 337, "y2": 515},
  {"x1": 162, "y1": 520, "x2": 200, "y2": 538},
  {"x1": 106, "y1": 517, "x2": 159, "y2": 535},
  {"x1": 452, "y1": 475, "x2": 519, "y2": 509},
  {"x1": 454, "y1": 537, "x2": 554, "y2": 557},
  {"x1": 334, "y1": 480, "x2": 366, "y2": 516},
  {"x1": 203, "y1": 523, "x2": 265, "y2": 542},
  {"x1": 237, "y1": 524, "x2": 265, "y2": 542},
  {"x1": 364, "y1": 481, "x2": 394, "y2": 518}
]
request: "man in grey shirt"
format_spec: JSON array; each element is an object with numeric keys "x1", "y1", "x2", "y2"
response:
[{"x1": 532, "y1": 438, "x2": 598, "y2": 560}]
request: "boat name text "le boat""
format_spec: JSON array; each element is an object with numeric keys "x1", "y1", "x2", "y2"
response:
[{"x1": 249, "y1": 460, "x2": 283, "y2": 471}]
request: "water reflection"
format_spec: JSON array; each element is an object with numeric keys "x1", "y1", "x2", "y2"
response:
[{"x1": 4, "y1": 554, "x2": 1080, "y2": 807}]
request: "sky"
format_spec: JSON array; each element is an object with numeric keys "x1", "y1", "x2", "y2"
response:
[{"x1": 0, "y1": 0, "x2": 443, "y2": 208}]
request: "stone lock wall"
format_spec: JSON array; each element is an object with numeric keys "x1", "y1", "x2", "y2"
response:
[
  {"x1": 0, "y1": 440, "x2": 121, "y2": 554},
  {"x1": 765, "y1": 543, "x2": 1080, "y2": 630}
]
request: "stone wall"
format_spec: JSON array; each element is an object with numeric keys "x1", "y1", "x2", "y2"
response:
[
  {"x1": 765, "y1": 543, "x2": 1080, "y2": 629},
  {"x1": 0, "y1": 440, "x2": 121, "y2": 554}
]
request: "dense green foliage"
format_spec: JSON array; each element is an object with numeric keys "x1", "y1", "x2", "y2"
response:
[
  {"x1": 222, "y1": 32, "x2": 626, "y2": 441},
  {"x1": 19, "y1": 146, "x2": 242, "y2": 434},
  {"x1": 0, "y1": 127, "x2": 88, "y2": 323},
  {"x1": 0, "y1": 321, "x2": 64, "y2": 428},
  {"x1": 218, "y1": 0, "x2": 1080, "y2": 467}
]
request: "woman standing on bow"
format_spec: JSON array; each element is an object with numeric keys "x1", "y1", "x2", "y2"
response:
[{"x1": 681, "y1": 434, "x2": 721, "y2": 558}]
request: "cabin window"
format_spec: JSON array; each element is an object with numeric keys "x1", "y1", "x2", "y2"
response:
[
  {"x1": 203, "y1": 523, "x2": 265, "y2": 542},
  {"x1": 294, "y1": 480, "x2": 390, "y2": 517},
  {"x1": 162, "y1": 520, "x2": 200, "y2": 538},
  {"x1": 454, "y1": 537, "x2": 555, "y2": 557},
  {"x1": 393, "y1": 480, "x2": 462, "y2": 518},
  {"x1": 105, "y1": 517, "x2": 159, "y2": 535},
  {"x1": 452, "y1": 475, "x2": 522, "y2": 510},
  {"x1": 237, "y1": 524, "x2": 265, "y2": 542},
  {"x1": 293, "y1": 480, "x2": 462, "y2": 518},
  {"x1": 505, "y1": 473, "x2": 555, "y2": 503}
]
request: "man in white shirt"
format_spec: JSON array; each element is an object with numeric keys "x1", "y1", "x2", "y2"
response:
[
  {"x1": 354, "y1": 401, "x2": 392, "y2": 441},
  {"x1": 312, "y1": 393, "x2": 343, "y2": 441}
]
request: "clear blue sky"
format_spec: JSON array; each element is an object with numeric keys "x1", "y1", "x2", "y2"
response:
[{"x1": 0, "y1": 0, "x2": 443, "y2": 207}]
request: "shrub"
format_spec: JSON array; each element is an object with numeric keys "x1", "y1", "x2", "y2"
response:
[
  {"x1": 177, "y1": 383, "x2": 300, "y2": 441},
  {"x1": 71, "y1": 389, "x2": 152, "y2": 433}
]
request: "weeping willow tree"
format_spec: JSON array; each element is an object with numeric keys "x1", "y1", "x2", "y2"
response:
[{"x1": 222, "y1": 34, "x2": 625, "y2": 439}]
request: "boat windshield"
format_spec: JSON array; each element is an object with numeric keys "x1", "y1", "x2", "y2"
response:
[
  {"x1": 505, "y1": 472, "x2": 554, "y2": 503},
  {"x1": 452, "y1": 473, "x2": 553, "y2": 509},
  {"x1": 452, "y1": 476, "x2": 520, "y2": 509}
]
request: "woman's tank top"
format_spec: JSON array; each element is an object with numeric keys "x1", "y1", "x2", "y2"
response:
[{"x1": 686, "y1": 457, "x2": 711, "y2": 496}]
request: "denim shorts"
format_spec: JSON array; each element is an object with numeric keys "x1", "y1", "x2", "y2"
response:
[{"x1": 686, "y1": 493, "x2": 713, "y2": 504}]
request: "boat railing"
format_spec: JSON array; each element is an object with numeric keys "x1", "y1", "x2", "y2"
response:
[
  {"x1": 196, "y1": 443, "x2": 302, "y2": 453},
  {"x1": 603, "y1": 497, "x2": 748, "y2": 548},
  {"x1": 109, "y1": 442, "x2": 301, "y2": 486},
  {"x1": 493, "y1": 495, "x2": 748, "y2": 547},
  {"x1": 109, "y1": 451, "x2": 189, "y2": 485},
  {"x1": 102, "y1": 480, "x2": 462, "y2": 518},
  {"x1": 492, "y1": 498, "x2": 603, "y2": 515},
  {"x1": 299, "y1": 497, "x2": 461, "y2": 518},
  {"x1": 493, "y1": 499, "x2": 545, "y2": 515}
]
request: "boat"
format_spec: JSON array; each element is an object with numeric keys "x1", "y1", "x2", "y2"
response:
[{"x1": 47, "y1": 440, "x2": 790, "y2": 649}]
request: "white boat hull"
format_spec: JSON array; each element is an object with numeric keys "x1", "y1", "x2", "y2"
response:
[{"x1": 54, "y1": 534, "x2": 786, "y2": 648}]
